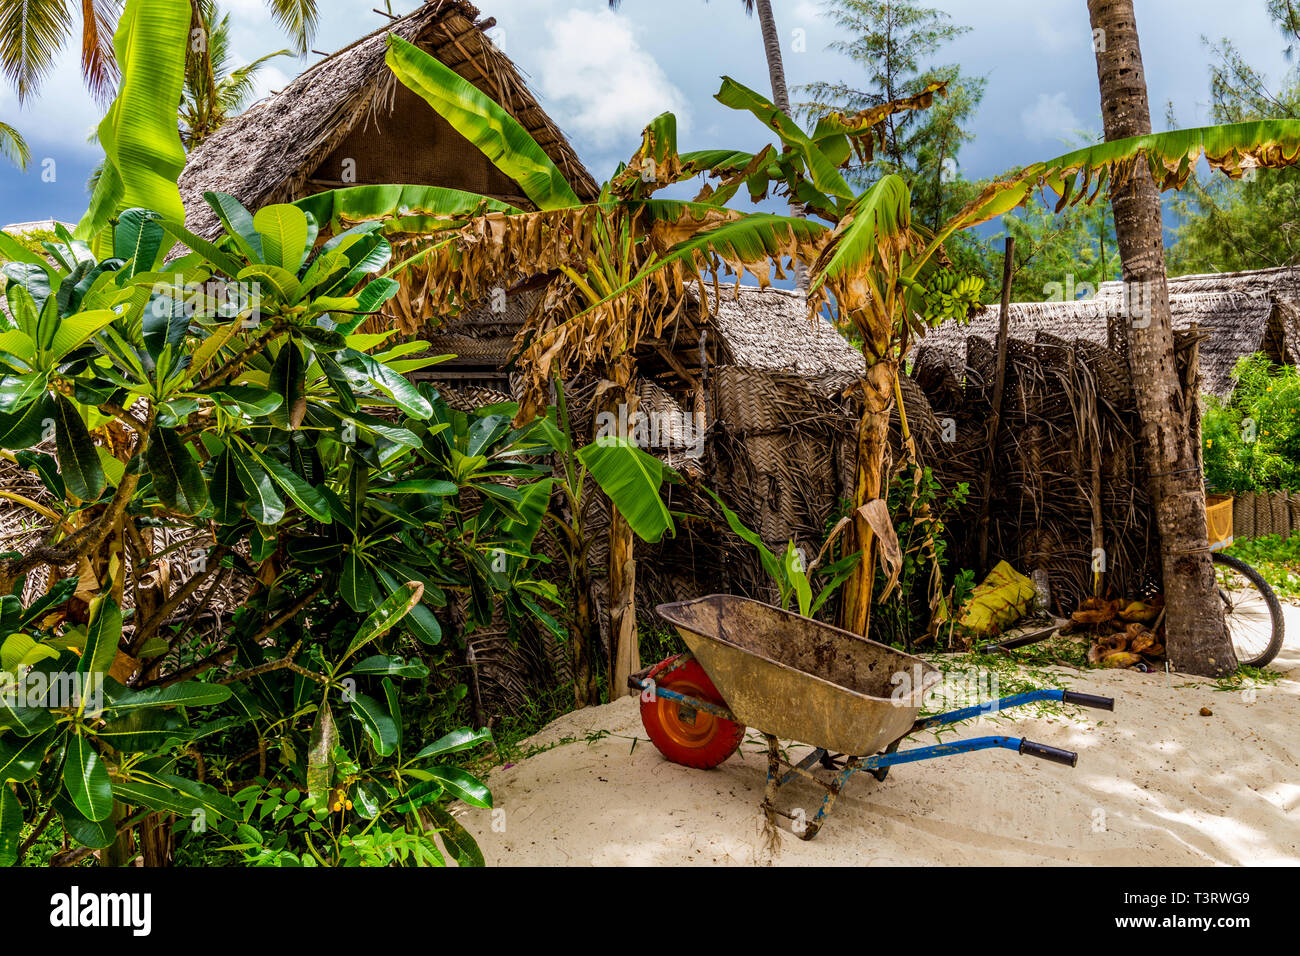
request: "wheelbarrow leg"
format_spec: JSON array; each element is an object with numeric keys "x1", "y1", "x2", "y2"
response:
[
  {"x1": 762, "y1": 735, "x2": 820, "y2": 840},
  {"x1": 801, "y1": 758, "x2": 861, "y2": 840},
  {"x1": 761, "y1": 734, "x2": 785, "y2": 828},
  {"x1": 760, "y1": 735, "x2": 856, "y2": 841},
  {"x1": 870, "y1": 737, "x2": 902, "y2": 782}
]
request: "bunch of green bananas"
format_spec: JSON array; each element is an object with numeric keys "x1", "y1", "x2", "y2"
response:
[{"x1": 919, "y1": 270, "x2": 986, "y2": 324}]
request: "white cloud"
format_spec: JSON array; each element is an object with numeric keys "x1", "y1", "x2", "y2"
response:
[
  {"x1": 1020, "y1": 91, "x2": 1084, "y2": 145},
  {"x1": 537, "y1": 8, "x2": 689, "y2": 150},
  {"x1": 791, "y1": 0, "x2": 826, "y2": 25}
]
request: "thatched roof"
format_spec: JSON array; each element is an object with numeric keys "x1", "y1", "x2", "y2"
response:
[
  {"x1": 1110, "y1": 265, "x2": 1300, "y2": 299},
  {"x1": 920, "y1": 266, "x2": 1300, "y2": 399},
  {"x1": 707, "y1": 286, "x2": 864, "y2": 386},
  {"x1": 178, "y1": 0, "x2": 598, "y2": 241},
  {"x1": 2, "y1": 220, "x2": 74, "y2": 235}
]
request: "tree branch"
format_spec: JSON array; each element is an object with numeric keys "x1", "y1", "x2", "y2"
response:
[
  {"x1": 128, "y1": 545, "x2": 229, "y2": 654},
  {"x1": 139, "y1": 583, "x2": 324, "y2": 689}
]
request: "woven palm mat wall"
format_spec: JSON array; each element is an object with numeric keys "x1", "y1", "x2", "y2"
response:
[
  {"x1": 710, "y1": 366, "x2": 855, "y2": 550},
  {"x1": 915, "y1": 330, "x2": 1205, "y2": 613},
  {"x1": 1232, "y1": 490, "x2": 1300, "y2": 540},
  {"x1": 452, "y1": 596, "x2": 572, "y2": 724},
  {"x1": 633, "y1": 366, "x2": 943, "y2": 622}
]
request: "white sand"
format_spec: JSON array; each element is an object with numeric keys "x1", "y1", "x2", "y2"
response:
[{"x1": 456, "y1": 609, "x2": 1300, "y2": 866}]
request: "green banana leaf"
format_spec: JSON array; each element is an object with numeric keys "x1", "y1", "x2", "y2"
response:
[
  {"x1": 384, "y1": 35, "x2": 580, "y2": 210},
  {"x1": 76, "y1": 0, "x2": 190, "y2": 244},
  {"x1": 807, "y1": 174, "x2": 913, "y2": 301},
  {"x1": 714, "y1": 76, "x2": 855, "y2": 202},
  {"x1": 576, "y1": 437, "x2": 675, "y2": 543},
  {"x1": 293, "y1": 184, "x2": 523, "y2": 236}
]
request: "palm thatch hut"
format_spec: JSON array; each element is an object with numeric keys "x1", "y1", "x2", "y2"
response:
[
  {"x1": 177, "y1": 0, "x2": 598, "y2": 244},
  {"x1": 918, "y1": 266, "x2": 1300, "y2": 399}
]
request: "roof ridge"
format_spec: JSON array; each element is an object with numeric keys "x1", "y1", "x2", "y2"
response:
[
  {"x1": 726, "y1": 284, "x2": 806, "y2": 300},
  {"x1": 288, "y1": 0, "x2": 475, "y2": 88}
]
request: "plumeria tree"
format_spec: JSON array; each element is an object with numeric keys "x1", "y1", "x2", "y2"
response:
[{"x1": 0, "y1": 0, "x2": 551, "y2": 867}]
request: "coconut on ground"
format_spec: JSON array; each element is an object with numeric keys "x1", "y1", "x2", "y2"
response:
[{"x1": 452, "y1": 608, "x2": 1300, "y2": 866}]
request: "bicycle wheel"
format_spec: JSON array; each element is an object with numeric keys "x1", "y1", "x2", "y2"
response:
[{"x1": 1212, "y1": 552, "x2": 1285, "y2": 668}]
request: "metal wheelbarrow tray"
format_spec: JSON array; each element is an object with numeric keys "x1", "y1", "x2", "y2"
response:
[{"x1": 630, "y1": 596, "x2": 1115, "y2": 840}]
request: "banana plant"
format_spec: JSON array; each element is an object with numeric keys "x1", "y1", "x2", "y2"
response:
[
  {"x1": 564, "y1": 80, "x2": 1300, "y2": 639},
  {"x1": 521, "y1": 379, "x2": 679, "y2": 705}
]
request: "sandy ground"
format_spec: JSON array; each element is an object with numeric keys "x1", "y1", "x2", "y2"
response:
[{"x1": 455, "y1": 610, "x2": 1300, "y2": 866}]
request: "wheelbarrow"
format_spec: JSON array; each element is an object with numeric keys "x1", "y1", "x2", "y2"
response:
[{"x1": 630, "y1": 595, "x2": 1114, "y2": 840}]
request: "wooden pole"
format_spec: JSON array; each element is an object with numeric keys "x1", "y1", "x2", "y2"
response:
[{"x1": 976, "y1": 237, "x2": 1015, "y2": 574}]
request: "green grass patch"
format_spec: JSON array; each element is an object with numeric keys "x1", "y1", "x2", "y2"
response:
[
  {"x1": 1211, "y1": 664, "x2": 1284, "y2": 692},
  {"x1": 1224, "y1": 532, "x2": 1300, "y2": 600}
]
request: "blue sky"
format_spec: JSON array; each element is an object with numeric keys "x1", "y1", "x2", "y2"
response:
[{"x1": 1, "y1": 0, "x2": 1295, "y2": 226}]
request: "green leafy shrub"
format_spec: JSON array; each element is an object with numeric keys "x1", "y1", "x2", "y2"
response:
[
  {"x1": 1203, "y1": 355, "x2": 1300, "y2": 492},
  {"x1": 870, "y1": 466, "x2": 970, "y2": 651},
  {"x1": 0, "y1": 197, "x2": 565, "y2": 866}
]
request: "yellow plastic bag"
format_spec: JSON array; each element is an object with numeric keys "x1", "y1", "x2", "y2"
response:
[{"x1": 956, "y1": 561, "x2": 1036, "y2": 637}]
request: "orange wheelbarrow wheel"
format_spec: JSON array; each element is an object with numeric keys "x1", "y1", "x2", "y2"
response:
[{"x1": 639, "y1": 655, "x2": 745, "y2": 769}]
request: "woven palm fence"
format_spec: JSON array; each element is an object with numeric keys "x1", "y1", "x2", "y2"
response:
[
  {"x1": 1230, "y1": 491, "x2": 1300, "y2": 540},
  {"x1": 911, "y1": 328, "x2": 1204, "y2": 615}
]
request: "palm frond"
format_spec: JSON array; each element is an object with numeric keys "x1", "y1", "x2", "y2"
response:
[
  {"x1": 0, "y1": 0, "x2": 74, "y2": 105},
  {"x1": 222, "y1": 48, "x2": 287, "y2": 109},
  {"x1": 263, "y1": 0, "x2": 315, "y2": 54},
  {"x1": 0, "y1": 120, "x2": 31, "y2": 170},
  {"x1": 79, "y1": 0, "x2": 118, "y2": 103}
]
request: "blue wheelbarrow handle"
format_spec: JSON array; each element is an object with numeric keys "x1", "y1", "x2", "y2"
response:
[
  {"x1": 862, "y1": 735, "x2": 1078, "y2": 770},
  {"x1": 912, "y1": 688, "x2": 1115, "y2": 731}
]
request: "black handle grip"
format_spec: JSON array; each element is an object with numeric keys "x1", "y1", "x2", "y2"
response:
[
  {"x1": 1062, "y1": 691, "x2": 1115, "y2": 711},
  {"x1": 1019, "y1": 739, "x2": 1078, "y2": 767}
]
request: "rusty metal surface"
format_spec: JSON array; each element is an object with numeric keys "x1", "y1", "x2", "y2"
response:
[{"x1": 656, "y1": 595, "x2": 940, "y2": 756}]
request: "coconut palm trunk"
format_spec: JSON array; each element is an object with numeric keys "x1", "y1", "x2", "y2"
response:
[
  {"x1": 752, "y1": 0, "x2": 809, "y2": 291},
  {"x1": 754, "y1": 0, "x2": 789, "y2": 112},
  {"x1": 1086, "y1": 0, "x2": 1236, "y2": 676}
]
